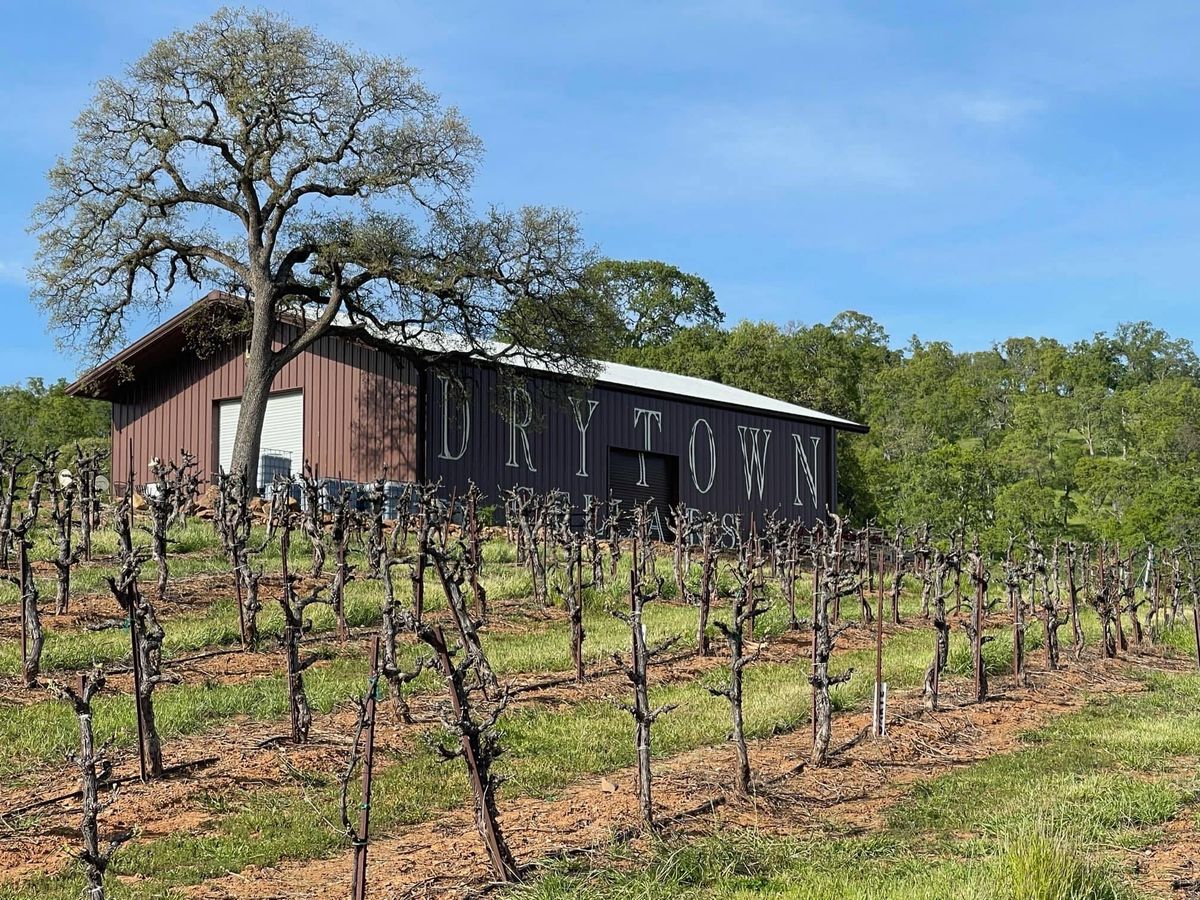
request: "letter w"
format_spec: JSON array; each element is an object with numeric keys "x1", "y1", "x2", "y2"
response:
[{"x1": 737, "y1": 426, "x2": 771, "y2": 500}]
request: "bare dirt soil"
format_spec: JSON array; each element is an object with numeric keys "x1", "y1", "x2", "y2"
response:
[
  {"x1": 4, "y1": 560, "x2": 1196, "y2": 899},
  {"x1": 182, "y1": 657, "x2": 1171, "y2": 899}
]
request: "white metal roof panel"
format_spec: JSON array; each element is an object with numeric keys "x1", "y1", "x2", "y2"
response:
[{"x1": 379, "y1": 325, "x2": 866, "y2": 430}]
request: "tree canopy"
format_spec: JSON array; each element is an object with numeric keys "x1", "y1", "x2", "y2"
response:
[
  {"x1": 30, "y1": 7, "x2": 611, "y2": 485},
  {"x1": 0, "y1": 379, "x2": 108, "y2": 456},
  {"x1": 634, "y1": 310, "x2": 1200, "y2": 551},
  {"x1": 587, "y1": 259, "x2": 722, "y2": 355}
]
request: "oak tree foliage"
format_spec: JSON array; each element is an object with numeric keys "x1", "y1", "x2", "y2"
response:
[{"x1": 31, "y1": 7, "x2": 609, "y2": 486}]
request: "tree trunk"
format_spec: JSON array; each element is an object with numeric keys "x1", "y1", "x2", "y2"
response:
[
  {"x1": 923, "y1": 619, "x2": 949, "y2": 710},
  {"x1": 284, "y1": 623, "x2": 312, "y2": 744},
  {"x1": 711, "y1": 566, "x2": 761, "y2": 796},
  {"x1": 53, "y1": 485, "x2": 74, "y2": 615},
  {"x1": 968, "y1": 553, "x2": 989, "y2": 703},
  {"x1": 228, "y1": 300, "x2": 278, "y2": 491},
  {"x1": 569, "y1": 538, "x2": 586, "y2": 682},
  {"x1": 631, "y1": 597, "x2": 655, "y2": 825},
  {"x1": 379, "y1": 561, "x2": 411, "y2": 722},
  {"x1": 697, "y1": 526, "x2": 714, "y2": 655},
  {"x1": 332, "y1": 508, "x2": 352, "y2": 642},
  {"x1": 53, "y1": 672, "x2": 125, "y2": 900},
  {"x1": 79, "y1": 704, "x2": 107, "y2": 899},
  {"x1": 729, "y1": 662, "x2": 749, "y2": 794},
  {"x1": 241, "y1": 566, "x2": 262, "y2": 651},
  {"x1": 1066, "y1": 547, "x2": 1084, "y2": 659}
]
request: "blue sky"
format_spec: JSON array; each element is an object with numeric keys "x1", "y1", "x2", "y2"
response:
[{"x1": 3, "y1": 1, "x2": 1200, "y2": 383}]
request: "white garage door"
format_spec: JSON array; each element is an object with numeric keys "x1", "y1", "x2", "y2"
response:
[{"x1": 217, "y1": 390, "x2": 304, "y2": 485}]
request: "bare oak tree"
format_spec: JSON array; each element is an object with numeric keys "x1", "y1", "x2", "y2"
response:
[{"x1": 31, "y1": 8, "x2": 608, "y2": 488}]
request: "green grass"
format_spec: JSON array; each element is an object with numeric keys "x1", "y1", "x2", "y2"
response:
[
  {"x1": 998, "y1": 825, "x2": 1131, "y2": 900},
  {"x1": 510, "y1": 672, "x2": 1200, "y2": 900},
  {"x1": 1, "y1": 645, "x2": 824, "y2": 899},
  {"x1": 507, "y1": 826, "x2": 1134, "y2": 900},
  {"x1": 0, "y1": 579, "x2": 950, "y2": 899},
  {"x1": 0, "y1": 535, "x2": 1135, "y2": 785},
  {"x1": 0, "y1": 526, "x2": 763, "y2": 669},
  {"x1": 4, "y1": 525, "x2": 1196, "y2": 899},
  {"x1": 0, "y1": 597, "x2": 740, "y2": 778},
  {"x1": 0, "y1": 525, "x2": 873, "y2": 771},
  {"x1": 0, "y1": 578, "x2": 407, "y2": 676}
]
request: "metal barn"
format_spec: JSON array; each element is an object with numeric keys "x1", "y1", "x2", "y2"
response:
[{"x1": 68, "y1": 298, "x2": 866, "y2": 531}]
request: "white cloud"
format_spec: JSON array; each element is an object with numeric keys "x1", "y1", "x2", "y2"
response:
[{"x1": 667, "y1": 92, "x2": 1038, "y2": 201}]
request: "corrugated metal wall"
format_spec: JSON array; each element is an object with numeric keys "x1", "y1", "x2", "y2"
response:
[
  {"x1": 424, "y1": 363, "x2": 838, "y2": 530},
  {"x1": 109, "y1": 328, "x2": 840, "y2": 527},
  {"x1": 110, "y1": 326, "x2": 419, "y2": 485}
]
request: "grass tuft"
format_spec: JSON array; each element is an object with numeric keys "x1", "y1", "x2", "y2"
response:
[{"x1": 998, "y1": 823, "x2": 1129, "y2": 900}]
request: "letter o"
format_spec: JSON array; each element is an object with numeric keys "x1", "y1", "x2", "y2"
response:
[{"x1": 689, "y1": 418, "x2": 717, "y2": 493}]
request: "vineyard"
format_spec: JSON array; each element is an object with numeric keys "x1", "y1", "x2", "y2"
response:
[{"x1": 1, "y1": 446, "x2": 1199, "y2": 900}]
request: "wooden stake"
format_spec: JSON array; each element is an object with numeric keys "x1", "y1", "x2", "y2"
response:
[
  {"x1": 1192, "y1": 602, "x2": 1200, "y2": 671},
  {"x1": 350, "y1": 637, "x2": 380, "y2": 900},
  {"x1": 874, "y1": 548, "x2": 885, "y2": 737}
]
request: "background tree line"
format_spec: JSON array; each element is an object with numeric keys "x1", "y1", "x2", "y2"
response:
[{"x1": 0, "y1": 378, "x2": 108, "y2": 462}]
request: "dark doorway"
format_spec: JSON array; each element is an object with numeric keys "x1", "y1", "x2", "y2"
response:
[{"x1": 607, "y1": 447, "x2": 679, "y2": 539}]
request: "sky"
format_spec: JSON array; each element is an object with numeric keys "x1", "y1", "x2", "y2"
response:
[{"x1": 2, "y1": 1, "x2": 1200, "y2": 383}]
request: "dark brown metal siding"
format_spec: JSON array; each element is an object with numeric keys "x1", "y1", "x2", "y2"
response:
[
  {"x1": 110, "y1": 325, "x2": 418, "y2": 485},
  {"x1": 109, "y1": 326, "x2": 841, "y2": 526},
  {"x1": 425, "y1": 363, "x2": 837, "y2": 528}
]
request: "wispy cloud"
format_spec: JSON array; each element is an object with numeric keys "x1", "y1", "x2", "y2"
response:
[
  {"x1": 0, "y1": 260, "x2": 28, "y2": 287},
  {"x1": 949, "y1": 93, "x2": 1044, "y2": 127},
  {"x1": 698, "y1": 108, "x2": 917, "y2": 191},
  {"x1": 666, "y1": 90, "x2": 1039, "y2": 201}
]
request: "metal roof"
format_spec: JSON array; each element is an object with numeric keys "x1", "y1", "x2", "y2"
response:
[
  {"x1": 68, "y1": 296, "x2": 868, "y2": 432},
  {"x1": 592, "y1": 358, "x2": 865, "y2": 430},
  {"x1": 381, "y1": 326, "x2": 867, "y2": 432}
]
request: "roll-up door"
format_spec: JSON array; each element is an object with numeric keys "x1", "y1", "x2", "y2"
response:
[
  {"x1": 217, "y1": 390, "x2": 303, "y2": 486},
  {"x1": 607, "y1": 447, "x2": 678, "y2": 539}
]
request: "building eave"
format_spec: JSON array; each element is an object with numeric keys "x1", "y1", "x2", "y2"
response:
[
  {"x1": 65, "y1": 293, "x2": 237, "y2": 400},
  {"x1": 69, "y1": 296, "x2": 870, "y2": 434}
]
